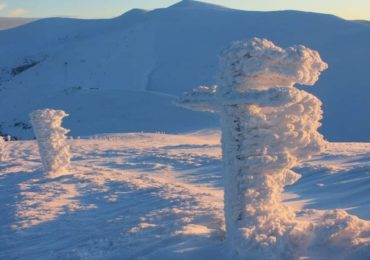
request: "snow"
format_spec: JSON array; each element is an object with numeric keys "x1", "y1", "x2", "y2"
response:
[
  {"x1": 0, "y1": 89, "x2": 217, "y2": 139},
  {"x1": 1, "y1": 1, "x2": 370, "y2": 259},
  {"x1": 0, "y1": 0, "x2": 370, "y2": 141},
  {"x1": 169, "y1": 0, "x2": 227, "y2": 10},
  {"x1": 1, "y1": 132, "x2": 370, "y2": 259},
  {"x1": 218, "y1": 38, "x2": 328, "y2": 90}
]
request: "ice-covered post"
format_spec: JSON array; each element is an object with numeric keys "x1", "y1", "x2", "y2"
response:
[
  {"x1": 178, "y1": 38, "x2": 328, "y2": 258},
  {"x1": 30, "y1": 109, "x2": 71, "y2": 178}
]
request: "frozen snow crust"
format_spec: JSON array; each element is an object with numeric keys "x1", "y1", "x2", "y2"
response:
[
  {"x1": 29, "y1": 109, "x2": 71, "y2": 178},
  {"x1": 178, "y1": 38, "x2": 370, "y2": 259}
]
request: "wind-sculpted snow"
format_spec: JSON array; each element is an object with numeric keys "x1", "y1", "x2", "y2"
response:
[
  {"x1": 311, "y1": 210, "x2": 370, "y2": 258},
  {"x1": 30, "y1": 109, "x2": 71, "y2": 178},
  {"x1": 177, "y1": 38, "x2": 369, "y2": 258}
]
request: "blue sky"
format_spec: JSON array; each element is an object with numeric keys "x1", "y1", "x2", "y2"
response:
[{"x1": 0, "y1": 0, "x2": 369, "y2": 20}]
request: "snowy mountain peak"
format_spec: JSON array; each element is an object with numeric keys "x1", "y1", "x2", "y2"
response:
[
  {"x1": 113, "y1": 8, "x2": 147, "y2": 20},
  {"x1": 169, "y1": 0, "x2": 227, "y2": 10},
  {"x1": 123, "y1": 8, "x2": 148, "y2": 14}
]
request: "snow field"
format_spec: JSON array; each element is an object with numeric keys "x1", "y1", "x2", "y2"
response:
[{"x1": 1, "y1": 132, "x2": 370, "y2": 259}]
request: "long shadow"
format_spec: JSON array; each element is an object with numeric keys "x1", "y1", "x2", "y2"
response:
[
  {"x1": 1, "y1": 175, "x2": 222, "y2": 259},
  {"x1": 0, "y1": 167, "x2": 44, "y2": 259}
]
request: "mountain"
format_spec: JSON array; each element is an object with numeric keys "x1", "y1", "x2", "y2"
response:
[
  {"x1": 354, "y1": 20, "x2": 370, "y2": 26},
  {"x1": 0, "y1": 17, "x2": 37, "y2": 30},
  {"x1": 0, "y1": 0, "x2": 370, "y2": 141}
]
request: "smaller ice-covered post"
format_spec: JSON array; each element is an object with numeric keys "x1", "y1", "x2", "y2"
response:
[
  {"x1": 30, "y1": 109, "x2": 71, "y2": 177},
  {"x1": 178, "y1": 38, "x2": 328, "y2": 258},
  {"x1": 0, "y1": 136, "x2": 7, "y2": 162}
]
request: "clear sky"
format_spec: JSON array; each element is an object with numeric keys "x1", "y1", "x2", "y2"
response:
[{"x1": 0, "y1": 0, "x2": 369, "y2": 21}]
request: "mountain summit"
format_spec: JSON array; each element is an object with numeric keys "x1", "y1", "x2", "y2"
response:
[{"x1": 169, "y1": 0, "x2": 227, "y2": 10}]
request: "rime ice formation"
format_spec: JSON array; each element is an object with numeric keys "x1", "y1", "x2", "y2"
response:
[
  {"x1": 178, "y1": 38, "x2": 328, "y2": 258},
  {"x1": 30, "y1": 109, "x2": 71, "y2": 177},
  {"x1": 218, "y1": 38, "x2": 328, "y2": 91},
  {"x1": 0, "y1": 136, "x2": 7, "y2": 161}
]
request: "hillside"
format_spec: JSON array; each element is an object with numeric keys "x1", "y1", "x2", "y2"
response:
[{"x1": 0, "y1": 0, "x2": 370, "y2": 141}]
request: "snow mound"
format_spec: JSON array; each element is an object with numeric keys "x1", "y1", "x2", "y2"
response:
[{"x1": 310, "y1": 210, "x2": 370, "y2": 258}]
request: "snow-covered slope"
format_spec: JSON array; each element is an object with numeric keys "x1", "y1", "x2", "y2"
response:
[
  {"x1": 0, "y1": 88, "x2": 217, "y2": 139},
  {"x1": 1, "y1": 132, "x2": 370, "y2": 259},
  {"x1": 1, "y1": 0, "x2": 370, "y2": 141}
]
